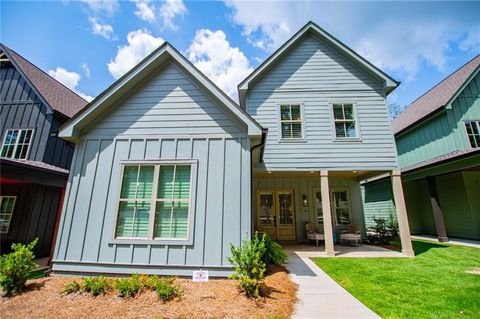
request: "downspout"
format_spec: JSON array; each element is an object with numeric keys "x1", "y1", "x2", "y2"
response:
[{"x1": 249, "y1": 129, "x2": 268, "y2": 238}]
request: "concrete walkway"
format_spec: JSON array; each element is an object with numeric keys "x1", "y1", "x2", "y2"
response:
[
  {"x1": 412, "y1": 235, "x2": 480, "y2": 249},
  {"x1": 285, "y1": 251, "x2": 381, "y2": 319}
]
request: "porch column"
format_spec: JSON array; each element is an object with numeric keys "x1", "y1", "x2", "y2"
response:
[
  {"x1": 426, "y1": 176, "x2": 448, "y2": 242},
  {"x1": 391, "y1": 170, "x2": 415, "y2": 257},
  {"x1": 320, "y1": 170, "x2": 335, "y2": 257}
]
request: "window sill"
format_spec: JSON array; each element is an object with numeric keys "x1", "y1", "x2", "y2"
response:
[
  {"x1": 278, "y1": 138, "x2": 307, "y2": 143},
  {"x1": 109, "y1": 238, "x2": 193, "y2": 246},
  {"x1": 333, "y1": 138, "x2": 362, "y2": 142}
]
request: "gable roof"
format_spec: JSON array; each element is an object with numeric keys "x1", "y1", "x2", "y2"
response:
[
  {"x1": 392, "y1": 55, "x2": 480, "y2": 135},
  {"x1": 237, "y1": 21, "x2": 399, "y2": 105},
  {"x1": 58, "y1": 42, "x2": 263, "y2": 142},
  {"x1": 1, "y1": 43, "x2": 88, "y2": 118}
]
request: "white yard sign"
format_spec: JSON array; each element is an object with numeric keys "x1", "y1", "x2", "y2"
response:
[{"x1": 192, "y1": 270, "x2": 209, "y2": 282}]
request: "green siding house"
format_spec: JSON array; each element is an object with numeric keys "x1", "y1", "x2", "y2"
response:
[{"x1": 363, "y1": 55, "x2": 480, "y2": 241}]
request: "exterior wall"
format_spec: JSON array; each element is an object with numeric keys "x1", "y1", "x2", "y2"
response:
[
  {"x1": 52, "y1": 62, "x2": 251, "y2": 276},
  {"x1": 361, "y1": 180, "x2": 396, "y2": 228},
  {"x1": 463, "y1": 171, "x2": 480, "y2": 237},
  {"x1": 403, "y1": 179, "x2": 436, "y2": 236},
  {"x1": 0, "y1": 183, "x2": 62, "y2": 258},
  {"x1": 42, "y1": 114, "x2": 75, "y2": 169},
  {"x1": 396, "y1": 73, "x2": 480, "y2": 168},
  {"x1": 252, "y1": 175, "x2": 366, "y2": 241},
  {"x1": 246, "y1": 34, "x2": 398, "y2": 171}
]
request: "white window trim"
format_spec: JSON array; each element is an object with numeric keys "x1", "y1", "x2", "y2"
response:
[
  {"x1": 111, "y1": 159, "x2": 198, "y2": 246},
  {"x1": 1, "y1": 128, "x2": 35, "y2": 160},
  {"x1": 277, "y1": 103, "x2": 307, "y2": 142},
  {"x1": 329, "y1": 102, "x2": 361, "y2": 142},
  {"x1": 330, "y1": 188, "x2": 352, "y2": 227},
  {"x1": 0, "y1": 196, "x2": 16, "y2": 234},
  {"x1": 463, "y1": 120, "x2": 480, "y2": 149},
  {"x1": 312, "y1": 188, "x2": 323, "y2": 228}
]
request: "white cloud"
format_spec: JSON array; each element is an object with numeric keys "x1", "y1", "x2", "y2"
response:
[
  {"x1": 81, "y1": 0, "x2": 119, "y2": 16},
  {"x1": 187, "y1": 29, "x2": 253, "y2": 98},
  {"x1": 89, "y1": 17, "x2": 116, "y2": 40},
  {"x1": 159, "y1": 0, "x2": 187, "y2": 30},
  {"x1": 108, "y1": 29, "x2": 164, "y2": 79},
  {"x1": 133, "y1": 0, "x2": 156, "y2": 23},
  {"x1": 81, "y1": 63, "x2": 91, "y2": 78},
  {"x1": 224, "y1": 1, "x2": 480, "y2": 80},
  {"x1": 48, "y1": 67, "x2": 93, "y2": 102}
]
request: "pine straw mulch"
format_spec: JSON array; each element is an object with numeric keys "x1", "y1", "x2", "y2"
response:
[{"x1": 0, "y1": 266, "x2": 297, "y2": 319}]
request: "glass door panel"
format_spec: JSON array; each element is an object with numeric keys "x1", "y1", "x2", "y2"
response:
[{"x1": 259, "y1": 192, "x2": 275, "y2": 226}]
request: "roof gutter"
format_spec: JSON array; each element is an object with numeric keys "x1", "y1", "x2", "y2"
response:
[{"x1": 251, "y1": 128, "x2": 268, "y2": 163}]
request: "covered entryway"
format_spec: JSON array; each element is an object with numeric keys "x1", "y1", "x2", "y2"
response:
[{"x1": 256, "y1": 189, "x2": 296, "y2": 240}]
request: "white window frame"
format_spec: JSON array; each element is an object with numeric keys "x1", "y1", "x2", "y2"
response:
[
  {"x1": 330, "y1": 188, "x2": 352, "y2": 227},
  {"x1": 0, "y1": 196, "x2": 16, "y2": 234},
  {"x1": 111, "y1": 159, "x2": 197, "y2": 245},
  {"x1": 1, "y1": 128, "x2": 35, "y2": 160},
  {"x1": 278, "y1": 103, "x2": 306, "y2": 141},
  {"x1": 312, "y1": 188, "x2": 323, "y2": 227},
  {"x1": 330, "y1": 102, "x2": 361, "y2": 141},
  {"x1": 464, "y1": 120, "x2": 480, "y2": 148}
]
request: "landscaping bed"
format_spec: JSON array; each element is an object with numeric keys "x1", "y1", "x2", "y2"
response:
[{"x1": 0, "y1": 266, "x2": 297, "y2": 319}]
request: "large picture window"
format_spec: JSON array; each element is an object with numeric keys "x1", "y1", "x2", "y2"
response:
[
  {"x1": 280, "y1": 104, "x2": 304, "y2": 139},
  {"x1": 465, "y1": 121, "x2": 480, "y2": 148},
  {"x1": 332, "y1": 104, "x2": 357, "y2": 139},
  {"x1": 1, "y1": 129, "x2": 34, "y2": 159},
  {"x1": 0, "y1": 196, "x2": 16, "y2": 234},
  {"x1": 115, "y1": 162, "x2": 194, "y2": 241}
]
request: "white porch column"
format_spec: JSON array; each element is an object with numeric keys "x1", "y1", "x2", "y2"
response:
[
  {"x1": 320, "y1": 170, "x2": 335, "y2": 257},
  {"x1": 391, "y1": 170, "x2": 415, "y2": 257}
]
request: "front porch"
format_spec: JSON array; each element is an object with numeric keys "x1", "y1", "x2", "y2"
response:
[
  {"x1": 252, "y1": 170, "x2": 414, "y2": 257},
  {"x1": 283, "y1": 243, "x2": 402, "y2": 258}
]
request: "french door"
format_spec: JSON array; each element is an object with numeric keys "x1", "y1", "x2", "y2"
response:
[{"x1": 256, "y1": 190, "x2": 296, "y2": 241}]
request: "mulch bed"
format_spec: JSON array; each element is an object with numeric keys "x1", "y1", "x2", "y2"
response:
[{"x1": 1, "y1": 266, "x2": 297, "y2": 319}]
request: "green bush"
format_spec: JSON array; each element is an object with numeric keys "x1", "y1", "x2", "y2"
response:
[
  {"x1": 228, "y1": 235, "x2": 266, "y2": 298},
  {"x1": 260, "y1": 234, "x2": 288, "y2": 266},
  {"x1": 0, "y1": 238, "x2": 38, "y2": 296},
  {"x1": 369, "y1": 210, "x2": 400, "y2": 244},
  {"x1": 139, "y1": 274, "x2": 160, "y2": 290},
  {"x1": 155, "y1": 278, "x2": 181, "y2": 301},
  {"x1": 82, "y1": 276, "x2": 112, "y2": 296},
  {"x1": 61, "y1": 280, "x2": 82, "y2": 295},
  {"x1": 115, "y1": 274, "x2": 142, "y2": 297}
]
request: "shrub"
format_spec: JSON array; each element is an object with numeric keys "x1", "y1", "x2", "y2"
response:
[
  {"x1": 155, "y1": 278, "x2": 181, "y2": 301},
  {"x1": 0, "y1": 238, "x2": 38, "y2": 296},
  {"x1": 61, "y1": 280, "x2": 82, "y2": 295},
  {"x1": 228, "y1": 235, "x2": 266, "y2": 298},
  {"x1": 368, "y1": 210, "x2": 400, "y2": 244},
  {"x1": 387, "y1": 211, "x2": 399, "y2": 240},
  {"x1": 139, "y1": 274, "x2": 160, "y2": 290},
  {"x1": 115, "y1": 275, "x2": 142, "y2": 297},
  {"x1": 260, "y1": 234, "x2": 288, "y2": 266},
  {"x1": 82, "y1": 276, "x2": 112, "y2": 296}
]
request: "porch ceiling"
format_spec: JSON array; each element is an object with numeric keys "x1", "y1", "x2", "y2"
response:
[{"x1": 253, "y1": 170, "x2": 388, "y2": 180}]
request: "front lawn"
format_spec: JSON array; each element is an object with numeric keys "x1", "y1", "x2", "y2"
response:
[{"x1": 314, "y1": 240, "x2": 480, "y2": 319}]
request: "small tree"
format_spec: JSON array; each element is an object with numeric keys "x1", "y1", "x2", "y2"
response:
[{"x1": 0, "y1": 239, "x2": 38, "y2": 296}]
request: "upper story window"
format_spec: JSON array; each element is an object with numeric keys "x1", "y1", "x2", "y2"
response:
[
  {"x1": 115, "y1": 162, "x2": 194, "y2": 242},
  {"x1": 0, "y1": 196, "x2": 16, "y2": 234},
  {"x1": 332, "y1": 104, "x2": 357, "y2": 139},
  {"x1": 465, "y1": 121, "x2": 480, "y2": 148},
  {"x1": 280, "y1": 104, "x2": 304, "y2": 139},
  {"x1": 1, "y1": 129, "x2": 34, "y2": 160}
]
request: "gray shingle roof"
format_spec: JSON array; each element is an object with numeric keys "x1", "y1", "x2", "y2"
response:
[
  {"x1": 392, "y1": 55, "x2": 480, "y2": 135},
  {"x1": 1, "y1": 43, "x2": 88, "y2": 118},
  {"x1": 0, "y1": 158, "x2": 69, "y2": 175}
]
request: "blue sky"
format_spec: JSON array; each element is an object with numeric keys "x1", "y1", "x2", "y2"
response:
[{"x1": 1, "y1": 0, "x2": 479, "y2": 111}]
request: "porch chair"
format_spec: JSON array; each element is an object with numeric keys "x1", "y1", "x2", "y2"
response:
[
  {"x1": 340, "y1": 224, "x2": 362, "y2": 246},
  {"x1": 305, "y1": 222, "x2": 325, "y2": 246}
]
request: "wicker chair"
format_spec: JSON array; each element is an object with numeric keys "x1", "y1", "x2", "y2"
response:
[
  {"x1": 340, "y1": 224, "x2": 362, "y2": 246},
  {"x1": 305, "y1": 222, "x2": 325, "y2": 246}
]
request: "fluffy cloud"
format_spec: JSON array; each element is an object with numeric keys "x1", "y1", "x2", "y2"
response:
[
  {"x1": 159, "y1": 0, "x2": 187, "y2": 30},
  {"x1": 133, "y1": 0, "x2": 156, "y2": 23},
  {"x1": 81, "y1": 0, "x2": 119, "y2": 15},
  {"x1": 88, "y1": 17, "x2": 116, "y2": 40},
  {"x1": 48, "y1": 67, "x2": 93, "y2": 101},
  {"x1": 225, "y1": 1, "x2": 480, "y2": 80},
  {"x1": 81, "y1": 63, "x2": 91, "y2": 78},
  {"x1": 187, "y1": 29, "x2": 253, "y2": 98},
  {"x1": 108, "y1": 29, "x2": 164, "y2": 79}
]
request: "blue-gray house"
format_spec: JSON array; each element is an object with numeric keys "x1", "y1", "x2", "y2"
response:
[{"x1": 52, "y1": 22, "x2": 414, "y2": 277}]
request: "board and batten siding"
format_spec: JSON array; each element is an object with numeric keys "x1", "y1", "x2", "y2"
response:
[
  {"x1": 52, "y1": 62, "x2": 251, "y2": 276},
  {"x1": 396, "y1": 73, "x2": 480, "y2": 168},
  {"x1": 247, "y1": 34, "x2": 398, "y2": 171}
]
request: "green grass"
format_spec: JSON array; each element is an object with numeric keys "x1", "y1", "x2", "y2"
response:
[{"x1": 314, "y1": 240, "x2": 480, "y2": 319}]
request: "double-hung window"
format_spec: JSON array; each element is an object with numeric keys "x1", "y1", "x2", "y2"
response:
[
  {"x1": 332, "y1": 104, "x2": 357, "y2": 139},
  {"x1": 465, "y1": 121, "x2": 480, "y2": 148},
  {"x1": 1, "y1": 129, "x2": 34, "y2": 159},
  {"x1": 331, "y1": 190, "x2": 350, "y2": 225},
  {"x1": 280, "y1": 104, "x2": 304, "y2": 139},
  {"x1": 115, "y1": 163, "x2": 194, "y2": 242},
  {"x1": 0, "y1": 196, "x2": 16, "y2": 234}
]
